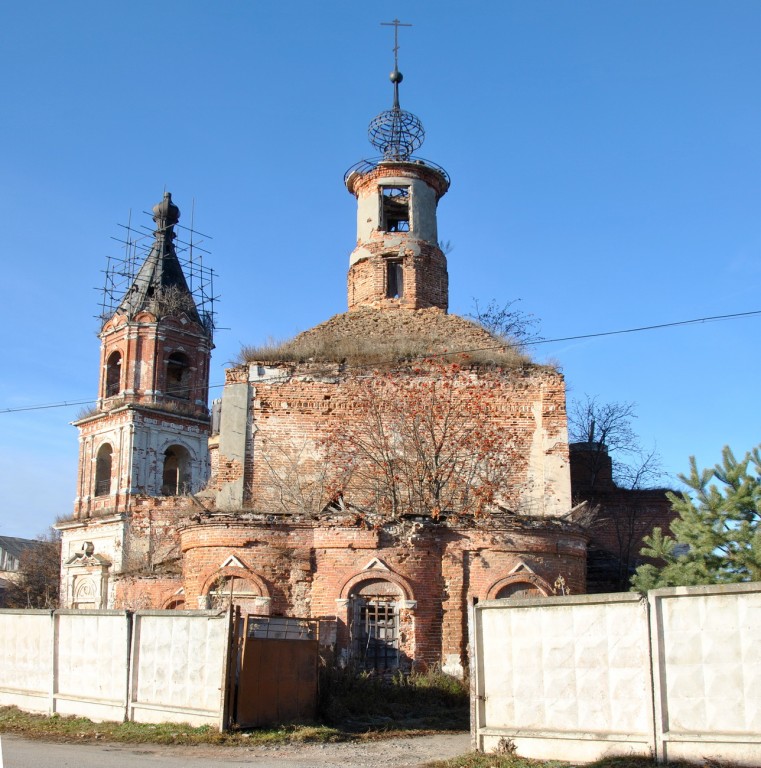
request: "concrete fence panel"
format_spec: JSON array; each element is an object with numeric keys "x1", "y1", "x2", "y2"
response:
[
  {"x1": 473, "y1": 593, "x2": 653, "y2": 761},
  {"x1": 650, "y1": 583, "x2": 761, "y2": 764},
  {"x1": 128, "y1": 610, "x2": 230, "y2": 728},
  {"x1": 0, "y1": 608, "x2": 231, "y2": 729},
  {"x1": 0, "y1": 610, "x2": 53, "y2": 713},
  {"x1": 473, "y1": 582, "x2": 761, "y2": 766},
  {"x1": 53, "y1": 610, "x2": 131, "y2": 721}
]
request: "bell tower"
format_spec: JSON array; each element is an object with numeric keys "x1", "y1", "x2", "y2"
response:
[
  {"x1": 72, "y1": 192, "x2": 214, "y2": 520},
  {"x1": 345, "y1": 24, "x2": 450, "y2": 312}
]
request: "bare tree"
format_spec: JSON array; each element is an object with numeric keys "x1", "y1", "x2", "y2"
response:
[
  {"x1": 322, "y1": 363, "x2": 515, "y2": 525},
  {"x1": 256, "y1": 436, "x2": 336, "y2": 515},
  {"x1": 568, "y1": 395, "x2": 663, "y2": 491},
  {"x1": 468, "y1": 298, "x2": 542, "y2": 351},
  {"x1": 4, "y1": 530, "x2": 61, "y2": 609},
  {"x1": 568, "y1": 396, "x2": 670, "y2": 592}
]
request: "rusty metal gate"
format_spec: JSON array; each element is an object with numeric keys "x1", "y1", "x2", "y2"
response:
[{"x1": 228, "y1": 614, "x2": 319, "y2": 728}]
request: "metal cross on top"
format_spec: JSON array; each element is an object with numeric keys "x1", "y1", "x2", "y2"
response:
[{"x1": 381, "y1": 18, "x2": 412, "y2": 70}]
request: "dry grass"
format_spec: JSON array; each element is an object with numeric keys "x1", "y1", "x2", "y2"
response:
[
  {"x1": 74, "y1": 405, "x2": 101, "y2": 421},
  {"x1": 238, "y1": 310, "x2": 532, "y2": 369},
  {"x1": 0, "y1": 706, "x2": 342, "y2": 746},
  {"x1": 239, "y1": 336, "x2": 527, "y2": 368}
]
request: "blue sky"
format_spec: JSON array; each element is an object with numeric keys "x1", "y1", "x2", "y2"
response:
[{"x1": 1, "y1": 1, "x2": 759, "y2": 538}]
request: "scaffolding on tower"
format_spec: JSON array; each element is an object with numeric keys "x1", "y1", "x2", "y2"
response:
[{"x1": 97, "y1": 202, "x2": 218, "y2": 339}]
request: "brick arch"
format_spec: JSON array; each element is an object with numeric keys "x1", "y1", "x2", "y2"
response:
[
  {"x1": 485, "y1": 572, "x2": 552, "y2": 600},
  {"x1": 338, "y1": 567, "x2": 414, "y2": 601},
  {"x1": 200, "y1": 565, "x2": 270, "y2": 599}
]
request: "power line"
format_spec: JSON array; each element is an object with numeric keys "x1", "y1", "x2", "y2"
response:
[
  {"x1": 531, "y1": 309, "x2": 761, "y2": 346},
  {"x1": 1, "y1": 309, "x2": 759, "y2": 415}
]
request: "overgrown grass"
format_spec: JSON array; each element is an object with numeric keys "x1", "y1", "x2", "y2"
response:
[
  {"x1": 318, "y1": 665, "x2": 470, "y2": 732},
  {"x1": 0, "y1": 707, "x2": 342, "y2": 746},
  {"x1": 238, "y1": 335, "x2": 447, "y2": 366},
  {"x1": 239, "y1": 335, "x2": 527, "y2": 368}
]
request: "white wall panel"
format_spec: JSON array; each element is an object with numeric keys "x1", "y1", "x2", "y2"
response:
[
  {"x1": 129, "y1": 610, "x2": 229, "y2": 727},
  {"x1": 0, "y1": 611, "x2": 52, "y2": 712},
  {"x1": 650, "y1": 583, "x2": 761, "y2": 764},
  {"x1": 473, "y1": 584, "x2": 761, "y2": 766},
  {"x1": 475, "y1": 593, "x2": 652, "y2": 761},
  {"x1": 54, "y1": 610, "x2": 130, "y2": 721}
]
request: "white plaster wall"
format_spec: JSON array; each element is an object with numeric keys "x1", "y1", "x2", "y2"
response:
[
  {"x1": 54, "y1": 610, "x2": 130, "y2": 721},
  {"x1": 59, "y1": 519, "x2": 126, "y2": 609},
  {"x1": 355, "y1": 176, "x2": 438, "y2": 242},
  {"x1": 129, "y1": 611, "x2": 228, "y2": 727},
  {"x1": 524, "y1": 398, "x2": 571, "y2": 517},
  {"x1": 0, "y1": 610, "x2": 53, "y2": 712},
  {"x1": 134, "y1": 417, "x2": 208, "y2": 495},
  {"x1": 215, "y1": 381, "x2": 250, "y2": 511}
]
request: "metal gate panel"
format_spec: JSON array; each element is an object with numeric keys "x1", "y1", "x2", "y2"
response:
[{"x1": 233, "y1": 616, "x2": 318, "y2": 728}]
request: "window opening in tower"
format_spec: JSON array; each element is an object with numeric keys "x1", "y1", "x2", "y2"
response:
[
  {"x1": 381, "y1": 186, "x2": 410, "y2": 232},
  {"x1": 95, "y1": 444, "x2": 113, "y2": 497},
  {"x1": 386, "y1": 259, "x2": 404, "y2": 299},
  {"x1": 162, "y1": 445, "x2": 191, "y2": 495},
  {"x1": 105, "y1": 351, "x2": 122, "y2": 397},
  {"x1": 166, "y1": 352, "x2": 191, "y2": 399}
]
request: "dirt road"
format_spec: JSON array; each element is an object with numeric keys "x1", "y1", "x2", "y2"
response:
[{"x1": 0, "y1": 732, "x2": 471, "y2": 767}]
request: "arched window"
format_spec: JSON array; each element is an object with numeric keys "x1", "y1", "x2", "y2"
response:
[
  {"x1": 166, "y1": 352, "x2": 190, "y2": 399},
  {"x1": 105, "y1": 351, "x2": 122, "y2": 397},
  {"x1": 208, "y1": 574, "x2": 263, "y2": 612},
  {"x1": 95, "y1": 444, "x2": 113, "y2": 497},
  {"x1": 494, "y1": 581, "x2": 545, "y2": 600},
  {"x1": 349, "y1": 578, "x2": 402, "y2": 672},
  {"x1": 161, "y1": 444, "x2": 191, "y2": 495}
]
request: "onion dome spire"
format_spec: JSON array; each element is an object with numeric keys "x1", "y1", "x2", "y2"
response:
[{"x1": 115, "y1": 192, "x2": 201, "y2": 325}]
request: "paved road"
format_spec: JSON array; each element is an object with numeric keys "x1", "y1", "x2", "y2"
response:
[{"x1": 0, "y1": 733, "x2": 471, "y2": 768}]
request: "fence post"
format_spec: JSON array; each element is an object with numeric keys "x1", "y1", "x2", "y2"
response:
[
  {"x1": 469, "y1": 601, "x2": 482, "y2": 752},
  {"x1": 123, "y1": 611, "x2": 133, "y2": 723},
  {"x1": 126, "y1": 610, "x2": 139, "y2": 724},
  {"x1": 220, "y1": 606, "x2": 239, "y2": 732},
  {"x1": 49, "y1": 610, "x2": 57, "y2": 716}
]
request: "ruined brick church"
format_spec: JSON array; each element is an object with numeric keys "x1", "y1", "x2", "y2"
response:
[{"x1": 57, "y1": 61, "x2": 592, "y2": 675}]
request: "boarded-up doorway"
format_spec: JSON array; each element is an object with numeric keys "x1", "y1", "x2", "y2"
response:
[{"x1": 231, "y1": 615, "x2": 318, "y2": 728}]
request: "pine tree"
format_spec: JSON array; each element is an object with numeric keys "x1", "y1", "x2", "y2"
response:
[{"x1": 632, "y1": 445, "x2": 761, "y2": 591}]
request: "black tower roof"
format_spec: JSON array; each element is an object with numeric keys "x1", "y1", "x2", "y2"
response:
[{"x1": 114, "y1": 192, "x2": 202, "y2": 326}]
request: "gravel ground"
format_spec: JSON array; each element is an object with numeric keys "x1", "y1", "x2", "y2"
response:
[{"x1": 1, "y1": 732, "x2": 472, "y2": 768}]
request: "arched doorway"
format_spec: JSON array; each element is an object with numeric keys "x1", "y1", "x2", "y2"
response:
[{"x1": 161, "y1": 445, "x2": 191, "y2": 495}]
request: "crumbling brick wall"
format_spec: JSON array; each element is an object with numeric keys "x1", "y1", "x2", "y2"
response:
[{"x1": 178, "y1": 514, "x2": 586, "y2": 672}]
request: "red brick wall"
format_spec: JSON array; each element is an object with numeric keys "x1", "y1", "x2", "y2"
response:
[
  {"x1": 348, "y1": 240, "x2": 448, "y2": 312},
  {"x1": 237, "y1": 362, "x2": 568, "y2": 517},
  {"x1": 178, "y1": 516, "x2": 586, "y2": 669}
]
